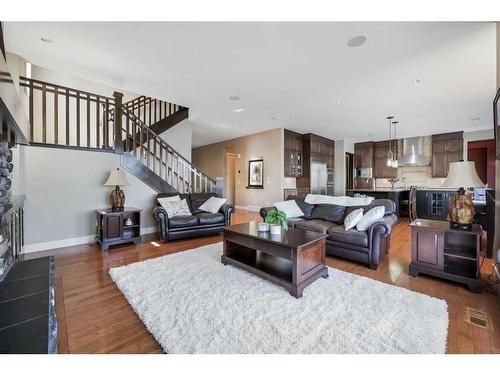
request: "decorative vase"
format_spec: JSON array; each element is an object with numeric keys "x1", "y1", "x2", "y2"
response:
[
  {"x1": 448, "y1": 189, "x2": 474, "y2": 231},
  {"x1": 270, "y1": 224, "x2": 282, "y2": 235},
  {"x1": 257, "y1": 222, "x2": 270, "y2": 232},
  {"x1": 110, "y1": 185, "x2": 125, "y2": 211}
]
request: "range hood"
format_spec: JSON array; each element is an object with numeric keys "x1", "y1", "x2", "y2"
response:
[{"x1": 398, "y1": 137, "x2": 430, "y2": 166}]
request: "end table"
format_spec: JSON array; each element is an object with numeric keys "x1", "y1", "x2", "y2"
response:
[{"x1": 95, "y1": 207, "x2": 142, "y2": 251}]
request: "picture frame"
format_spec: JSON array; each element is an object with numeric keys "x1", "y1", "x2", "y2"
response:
[{"x1": 247, "y1": 159, "x2": 264, "y2": 189}]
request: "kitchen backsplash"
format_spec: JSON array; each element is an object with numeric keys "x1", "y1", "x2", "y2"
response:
[{"x1": 376, "y1": 136, "x2": 447, "y2": 188}]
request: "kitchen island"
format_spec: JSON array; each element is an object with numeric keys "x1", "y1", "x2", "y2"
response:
[{"x1": 346, "y1": 188, "x2": 409, "y2": 219}]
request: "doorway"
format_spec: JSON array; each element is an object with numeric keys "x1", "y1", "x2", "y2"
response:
[
  {"x1": 225, "y1": 152, "x2": 236, "y2": 205},
  {"x1": 345, "y1": 152, "x2": 354, "y2": 190},
  {"x1": 467, "y1": 139, "x2": 495, "y2": 189}
]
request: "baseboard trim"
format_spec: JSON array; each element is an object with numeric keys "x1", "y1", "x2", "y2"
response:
[{"x1": 23, "y1": 226, "x2": 158, "y2": 253}]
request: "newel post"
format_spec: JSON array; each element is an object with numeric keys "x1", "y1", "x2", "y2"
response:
[{"x1": 113, "y1": 91, "x2": 124, "y2": 154}]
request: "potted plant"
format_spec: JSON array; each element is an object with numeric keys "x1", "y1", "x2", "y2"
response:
[{"x1": 265, "y1": 210, "x2": 288, "y2": 235}]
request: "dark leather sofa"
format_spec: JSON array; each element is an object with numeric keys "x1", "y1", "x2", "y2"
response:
[
  {"x1": 153, "y1": 192, "x2": 235, "y2": 242},
  {"x1": 259, "y1": 197, "x2": 398, "y2": 270}
]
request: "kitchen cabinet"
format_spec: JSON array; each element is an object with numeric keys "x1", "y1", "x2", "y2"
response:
[
  {"x1": 354, "y1": 141, "x2": 374, "y2": 169},
  {"x1": 431, "y1": 132, "x2": 463, "y2": 177},
  {"x1": 296, "y1": 133, "x2": 335, "y2": 189},
  {"x1": 284, "y1": 129, "x2": 304, "y2": 177},
  {"x1": 416, "y1": 190, "x2": 456, "y2": 221},
  {"x1": 373, "y1": 141, "x2": 397, "y2": 178}
]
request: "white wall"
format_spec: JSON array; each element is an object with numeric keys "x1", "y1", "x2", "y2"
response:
[
  {"x1": 6, "y1": 54, "x2": 195, "y2": 253},
  {"x1": 159, "y1": 119, "x2": 192, "y2": 162},
  {"x1": 21, "y1": 146, "x2": 159, "y2": 253}
]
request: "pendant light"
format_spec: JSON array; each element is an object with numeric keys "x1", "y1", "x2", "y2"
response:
[
  {"x1": 392, "y1": 121, "x2": 399, "y2": 168},
  {"x1": 386, "y1": 116, "x2": 394, "y2": 167}
]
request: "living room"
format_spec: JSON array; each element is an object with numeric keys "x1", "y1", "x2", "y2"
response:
[{"x1": 1, "y1": 1, "x2": 500, "y2": 373}]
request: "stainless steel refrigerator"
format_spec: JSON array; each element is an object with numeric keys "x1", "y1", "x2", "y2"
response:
[{"x1": 310, "y1": 161, "x2": 328, "y2": 195}]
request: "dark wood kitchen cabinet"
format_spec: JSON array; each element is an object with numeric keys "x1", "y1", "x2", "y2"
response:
[
  {"x1": 284, "y1": 129, "x2": 304, "y2": 177},
  {"x1": 354, "y1": 141, "x2": 374, "y2": 169},
  {"x1": 373, "y1": 141, "x2": 397, "y2": 178},
  {"x1": 431, "y1": 132, "x2": 464, "y2": 177},
  {"x1": 296, "y1": 133, "x2": 335, "y2": 188},
  {"x1": 416, "y1": 189, "x2": 456, "y2": 221}
]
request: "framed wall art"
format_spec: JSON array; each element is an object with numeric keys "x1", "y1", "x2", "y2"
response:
[{"x1": 247, "y1": 159, "x2": 264, "y2": 189}]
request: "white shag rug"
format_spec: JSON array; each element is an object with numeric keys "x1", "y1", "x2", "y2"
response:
[{"x1": 109, "y1": 243, "x2": 448, "y2": 354}]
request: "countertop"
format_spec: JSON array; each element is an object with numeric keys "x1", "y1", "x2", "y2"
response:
[{"x1": 0, "y1": 256, "x2": 57, "y2": 353}]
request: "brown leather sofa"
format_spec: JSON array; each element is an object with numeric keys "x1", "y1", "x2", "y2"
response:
[
  {"x1": 153, "y1": 192, "x2": 235, "y2": 242},
  {"x1": 259, "y1": 197, "x2": 398, "y2": 269}
]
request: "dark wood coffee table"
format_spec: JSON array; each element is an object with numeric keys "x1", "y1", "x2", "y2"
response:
[{"x1": 222, "y1": 222, "x2": 328, "y2": 298}]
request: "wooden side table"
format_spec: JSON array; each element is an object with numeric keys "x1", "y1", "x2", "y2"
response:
[
  {"x1": 95, "y1": 207, "x2": 141, "y2": 251},
  {"x1": 409, "y1": 218, "x2": 482, "y2": 293}
]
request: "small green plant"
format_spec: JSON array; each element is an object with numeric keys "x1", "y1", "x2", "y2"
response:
[{"x1": 265, "y1": 210, "x2": 288, "y2": 231}]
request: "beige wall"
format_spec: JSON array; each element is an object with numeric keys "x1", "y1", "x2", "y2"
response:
[{"x1": 192, "y1": 128, "x2": 284, "y2": 210}]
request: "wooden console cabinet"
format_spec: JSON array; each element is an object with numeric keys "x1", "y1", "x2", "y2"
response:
[
  {"x1": 96, "y1": 208, "x2": 142, "y2": 251},
  {"x1": 409, "y1": 219, "x2": 482, "y2": 293}
]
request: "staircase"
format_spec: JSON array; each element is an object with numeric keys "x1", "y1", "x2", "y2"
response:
[{"x1": 19, "y1": 76, "x2": 216, "y2": 194}]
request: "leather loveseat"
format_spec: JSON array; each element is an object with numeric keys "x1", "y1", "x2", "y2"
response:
[
  {"x1": 259, "y1": 197, "x2": 398, "y2": 270},
  {"x1": 153, "y1": 192, "x2": 235, "y2": 242}
]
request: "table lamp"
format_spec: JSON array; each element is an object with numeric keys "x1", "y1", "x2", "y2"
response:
[
  {"x1": 442, "y1": 160, "x2": 485, "y2": 230},
  {"x1": 104, "y1": 168, "x2": 129, "y2": 211}
]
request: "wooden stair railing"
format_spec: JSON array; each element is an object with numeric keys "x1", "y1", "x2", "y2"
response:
[
  {"x1": 109, "y1": 95, "x2": 189, "y2": 146},
  {"x1": 120, "y1": 105, "x2": 216, "y2": 193},
  {"x1": 19, "y1": 77, "x2": 116, "y2": 151},
  {"x1": 19, "y1": 76, "x2": 215, "y2": 193}
]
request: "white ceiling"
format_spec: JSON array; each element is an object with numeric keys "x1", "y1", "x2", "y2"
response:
[{"x1": 4, "y1": 22, "x2": 497, "y2": 148}]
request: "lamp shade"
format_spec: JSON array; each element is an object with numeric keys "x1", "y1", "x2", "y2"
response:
[
  {"x1": 104, "y1": 168, "x2": 129, "y2": 186},
  {"x1": 442, "y1": 161, "x2": 485, "y2": 188}
]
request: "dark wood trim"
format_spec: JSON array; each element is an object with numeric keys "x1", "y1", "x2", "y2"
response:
[
  {"x1": 28, "y1": 142, "x2": 114, "y2": 153},
  {"x1": 432, "y1": 131, "x2": 464, "y2": 142}
]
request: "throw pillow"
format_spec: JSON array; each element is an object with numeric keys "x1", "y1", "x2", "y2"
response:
[
  {"x1": 274, "y1": 200, "x2": 304, "y2": 218},
  {"x1": 356, "y1": 206, "x2": 385, "y2": 231},
  {"x1": 309, "y1": 204, "x2": 346, "y2": 224},
  {"x1": 162, "y1": 199, "x2": 192, "y2": 217},
  {"x1": 344, "y1": 208, "x2": 364, "y2": 230},
  {"x1": 293, "y1": 198, "x2": 315, "y2": 219},
  {"x1": 157, "y1": 195, "x2": 181, "y2": 210},
  {"x1": 199, "y1": 196, "x2": 227, "y2": 214}
]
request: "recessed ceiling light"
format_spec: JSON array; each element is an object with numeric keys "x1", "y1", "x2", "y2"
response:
[
  {"x1": 233, "y1": 108, "x2": 247, "y2": 113},
  {"x1": 470, "y1": 117, "x2": 482, "y2": 121},
  {"x1": 290, "y1": 113, "x2": 296, "y2": 118},
  {"x1": 336, "y1": 100, "x2": 343, "y2": 104},
  {"x1": 272, "y1": 116, "x2": 280, "y2": 120},
  {"x1": 229, "y1": 96, "x2": 240, "y2": 101},
  {"x1": 412, "y1": 79, "x2": 420, "y2": 84},
  {"x1": 40, "y1": 37, "x2": 53, "y2": 44},
  {"x1": 347, "y1": 35, "x2": 367, "y2": 48}
]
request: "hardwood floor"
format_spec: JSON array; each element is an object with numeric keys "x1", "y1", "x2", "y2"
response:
[{"x1": 23, "y1": 209, "x2": 500, "y2": 354}]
